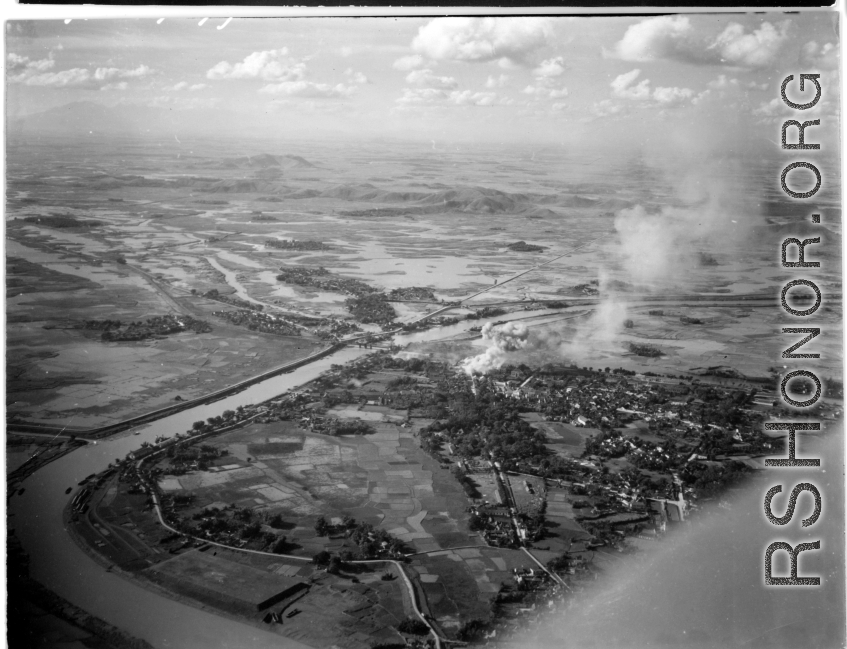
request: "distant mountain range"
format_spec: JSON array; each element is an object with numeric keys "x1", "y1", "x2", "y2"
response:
[{"x1": 8, "y1": 164, "x2": 631, "y2": 217}]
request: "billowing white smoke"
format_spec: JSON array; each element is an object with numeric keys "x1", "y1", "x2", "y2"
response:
[
  {"x1": 461, "y1": 321, "x2": 531, "y2": 375},
  {"x1": 557, "y1": 168, "x2": 753, "y2": 364}
]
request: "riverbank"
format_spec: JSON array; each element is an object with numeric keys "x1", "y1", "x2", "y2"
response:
[
  {"x1": 8, "y1": 531, "x2": 156, "y2": 649},
  {"x1": 8, "y1": 342, "x2": 346, "y2": 439}
]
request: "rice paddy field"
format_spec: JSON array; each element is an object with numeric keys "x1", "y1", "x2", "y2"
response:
[{"x1": 157, "y1": 415, "x2": 479, "y2": 555}]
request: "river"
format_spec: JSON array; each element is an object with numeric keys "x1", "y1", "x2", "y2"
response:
[{"x1": 8, "y1": 346, "x2": 368, "y2": 649}]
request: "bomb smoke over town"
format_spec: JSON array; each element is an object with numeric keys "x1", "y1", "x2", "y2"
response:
[{"x1": 6, "y1": 12, "x2": 844, "y2": 649}]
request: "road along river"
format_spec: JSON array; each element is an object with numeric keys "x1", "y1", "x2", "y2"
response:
[{"x1": 8, "y1": 346, "x2": 369, "y2": 649}]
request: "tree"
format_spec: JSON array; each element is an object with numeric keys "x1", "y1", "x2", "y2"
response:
[
  {"x1": 314, "y1": 516, "x2": 330, "y2": 536},
  {"x1": 272, "y1": 536, "x2": 289, "y2": 554},
  {"x1": 241, "y1": 522, "x2": 261, "y2": 539},
  {"x1": 398, "y1": 617, "x2": 429, "y2": 636},
  {"x1": 312, "y1": 550, "x2": 331, "y2": 566},
  {"x1": 192, "y1": 421, "x2": 205, "y2": 431},
  {"x1": 327, "y1": 555, "x2": 343, "y2": 575}
]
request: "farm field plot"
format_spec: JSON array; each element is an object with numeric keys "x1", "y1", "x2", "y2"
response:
[
  {"x1": 159, "y1": 417, "x2": 478, "y2": 554},
  {"x1": 409, "y1": 546, "x2": 538, "y2": 636}
]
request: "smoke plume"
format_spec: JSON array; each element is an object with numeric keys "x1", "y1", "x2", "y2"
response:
[{"x1": 461, "y1": 321, "x2": 532, "y2": 375}]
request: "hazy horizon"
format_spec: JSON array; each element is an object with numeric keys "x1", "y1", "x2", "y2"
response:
[{"x1": 6, "y1": 15, "x2": 840, "y2": 148}]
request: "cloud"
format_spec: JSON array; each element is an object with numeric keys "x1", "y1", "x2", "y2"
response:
[
  {"x1": 7, "y1": 52, "x2": 55, "y2": 78},
  {"x1": 611, "y1": 69, "x2": 651, "y2": 100},
  {"x1": 801, "y1": 40, "x2": 838, "y2": 70},
  {"x1": 532, "y1": 56, "x2": 566, "y2": 77},
  {"x1": 393, "y1": 54, "x2": 425, "y2": 71},
  {"x1": 94, "y1": 65, "x2": 153, "y2": 81},
  {"x1": 411, "y1": 17, "x2": 553, "y2": 66},
  {"x1": 450, "y1": 90, "x2": 498, "y2": 106},
  {"x1": 344, "y1": 68, "x2": 369, "y2": 84},
  {"x1": 395, "y1": 87, "x2": 503, "y2": 108},
  {"x1": 610, "y1": 16, "x2": 789, "y2": 68},
  {"x1": 752, "y1": 97, "x2": 782, "y2": 117},
  {"x1": 708, "y1": 74, "x2": 738, "y2": 90},
  {"x1": 522, "y1": 84, "x2": 568, "y2": 99},
  {"x1": 8, "y1": 56, "x2": 153, "y2": 89},
  {"x1": 15, "y1": 68, "x2": 92, "y2": 87},
  {"x1": 590, "y1": 99, "x2": 625, "y2": 118},
  {"x1": 652, "y1": 85, "x2": 694, "y2": 105},
  {"x1": 396, "y1": 87, "x2": 448, "y2": 105},
  {"x1": 100, "y1": 82, "x2": 128, "y2": 92},
  {"x1": 611, "y1": 69, "x2": 692, "y2": 105},
  {"x1": 710, "y1": 21, "x2": 789, "y2": 68},
  {"x1": 207, "y1": 48, "x2": 306, "y2": 81},
  {"x1": 339, "y1": 46, "x2": 353, "y2": 58},
  {"x1": 405, "y1": 68, "x2": 458, "y2": 89},
  {"x1": 259, "y1": 81, "x2": 354, "y2": 98},
  {"x1": 174, "y1": 81, "x2": 209, "y2": 91},
  {"x1": 610, "y1": 16, "x2": 698, "y2": 63},
  {"x1": 485, "y1": 74, "x2": 509, "y2": 88}
]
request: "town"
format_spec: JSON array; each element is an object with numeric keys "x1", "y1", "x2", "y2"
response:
[{"x1": 63, "y1": 345, "x2": 828, "y2": 647}]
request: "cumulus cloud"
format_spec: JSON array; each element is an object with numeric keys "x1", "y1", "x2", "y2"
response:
[
  {"x1": 411, "y1": 17, "x2": 553, "y2": 66},
  {"x1": 485, "y1": 74, "x2": 509, "y2": 88},
  {"x1": 611, "y1": 69, "x2": 692, "y2": 105},
  {"x1": 173, "y1": 81, "x2": 208, "y2": 91},
  {"x1": 100, "y1": 82, "x2": 128, "y2": 92},
  {"x1": 801, "y1": 40, "x2": 838, "y2": 70},
  {"x1": 8, "y1": 56, "x2": 153, "y2": 89},
  {"x1": 710, "y1": 21, "x2": 789, "y2": 68},
  {"x1": 393, "y1": 54, "x2": 425, "y2": 71},
  {"x1": 610, "y1": 16, "x2": 789, "y2": 68},
  {"x1": 207, "y1": 48, "x2": 305, "y2": 81},
  {"x1": 94, "y1": 65, "x2": 152, "y2": 81},
  {"x1": 258, "y1": 80, "x2": 354, "y2": 98},
  {"x1": 611, "y1": 16, "x2": 699, "y2": 63},
  {"x1": 396, "y1": 87, "x2": 447, "y2": 105},
  {"x1": 7, "y1": 52, "x2": 55, "y2": 79},
  {"x1": 708, "y1": 74, "x2": 738, "y2": 89},
  {"x1": 344, "y1": 68, "x2": 369, "y2": 84},
  {"x1": 396, "y1": 87, "x2": 503, "y2": 108},
  {"x1": 522, "y1": 84, "x2": 568, "y2": 99},
  {"x1": 591, "y1": 99, "x2": 625, "y2": 118},
  {"x1": 651, "y1": 85, "x2": 694, "y2": 105},
  {"x1": 752, "y1": 97, "x2": 782, "y2": 117},
  {"x1": 532, "y1": 56, "x2": 566, "y2": 77},
  {"x1": 405, "y1": 68, "x2": 458, "y2": 89},
  {"x1": 15, "y1": 67, "x2": 91, "y2": 87},
  {"x1": 450, "y1": 90, "x2": 498, "y2": 106},
  {"x1": 611, "y1": 69, "x2": 652, "y2": 99}
]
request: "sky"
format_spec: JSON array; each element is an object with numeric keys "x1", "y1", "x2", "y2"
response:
[{"x1": 5, "y1": 14, "x2": 841, "y2": 147}]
